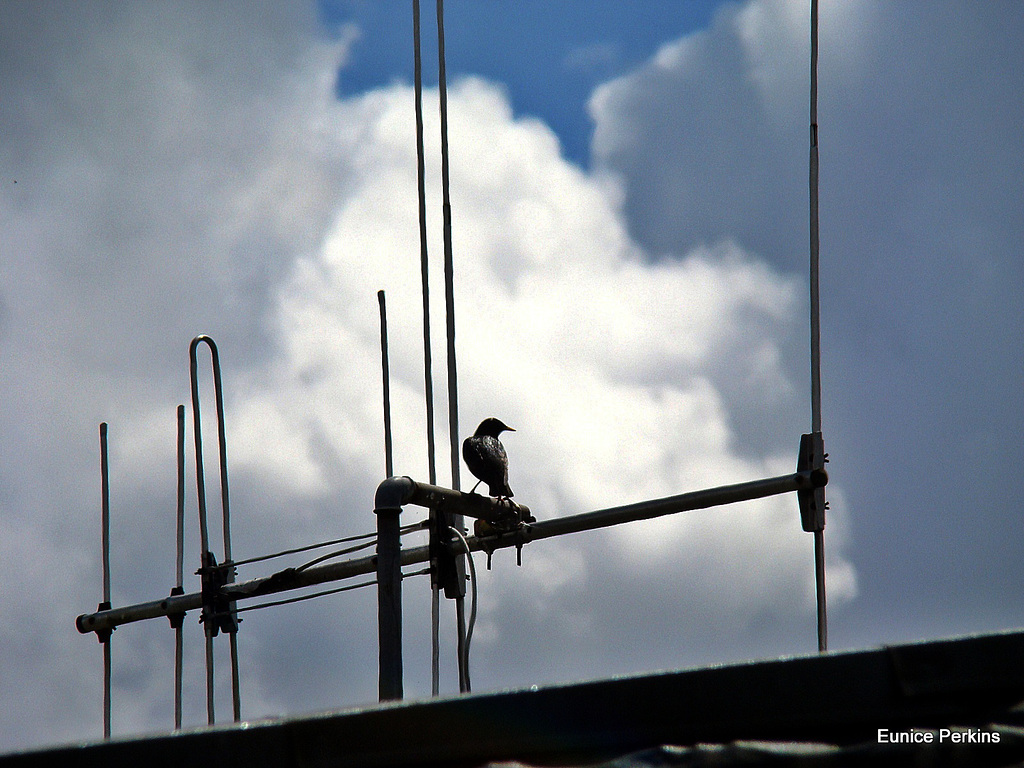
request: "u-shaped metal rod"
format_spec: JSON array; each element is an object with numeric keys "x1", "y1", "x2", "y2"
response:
[
  {"x1": 189, "y1": 335, "x2": 231, "y2": 559},
  {"x1": 188, "y1": 335, "x2": 241, "y2": 723}
]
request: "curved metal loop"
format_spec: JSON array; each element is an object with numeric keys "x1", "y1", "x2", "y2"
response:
[
  {"x1": 188, "y1": 335, "x2": 231, "y2": 562},
  {"x1": 189, "y1": 334, "x2": 241, "y2": 723}
]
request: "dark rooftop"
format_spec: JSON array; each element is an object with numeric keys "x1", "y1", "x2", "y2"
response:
[{"x1": 4, "y1": 628, "x2": 1024, "y2": 767}]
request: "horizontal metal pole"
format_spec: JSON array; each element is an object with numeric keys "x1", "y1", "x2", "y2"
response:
[
  {"x1": 76, "y1": 470, "x2": 822, "y2": 636},
  {"x1": 525, "y1": 470, "x2": 820, "y2": 542},
  {"x1": 77, "y1": 591, "x2": 202, "y2": 635},
  {"x1": 375, "y1": 476, "x2": 532, "y2": 524},
  {"x1": 75, "y1": 545, "x2": 430, "y2": 636}
]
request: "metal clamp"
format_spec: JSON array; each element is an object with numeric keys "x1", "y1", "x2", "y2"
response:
[
  {"x1": 166, "y1": 587, "x2": 186, "y2": 630},
  {"x1": 95, "y1": 601, "x2": 113, "y2": 644},
  {"x1": 797, "y1": 432, "x2": 829, "y2": 532},
  {"x1": 474, "y1": 506, "x2": 536, "y2": 569},
  {"x1": 197, "y1": 551, "x2": 239, "y2": 637}
]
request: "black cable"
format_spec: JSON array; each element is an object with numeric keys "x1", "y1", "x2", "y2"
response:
[
  {"x1": 234, "y1": 579, "x2": 378, "y2": 614},
  {"x1": 294, "y1": 539, "x2": 377, "y2": 574},
  {"x1": 292, "y1": 521, "x2": 430, "y2": 572},
  {"x1": 449, "y1": 526, "x2": 477, "y2": 693},
  {"x1": 222, "y1": 521, "x2": 427, "y2": 571},
  {"x1": 233, "y1": 567, "x2": 433, "y2": 615},
  {"x1": 226, "y1": 532, "x2": 376, "y2": 569}
]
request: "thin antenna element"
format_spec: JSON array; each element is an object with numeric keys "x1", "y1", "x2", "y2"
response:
[
  {"x1": 189, "y1": 335, "x2": 242, "y2": 722},
  {"x1": 99, "y1": 422, "x2": 112, "y2": 740},
  {"x1": 808, "y1": 0, "x2": 827, "y2": 653},
  {"x1": 175, "y1": 406, "x2": 186, "y2": 594},
  {"x1": 378, "y1": 291, "x2": 395, "y2": 479},
  {"x1": 436, "y1": 0, "x2": 471, "y2": 694},
  {"x1": 809, "y1": 0, "x2": 822, "y2": 435},
  {"x1": 412, "y1": 0, "x2": 443, "y2": 699},
  {"x1": 414, "y1": 0, "x2": 438, "y2": 490},
  {"x1": 101, "y1": 424, "x2": 111, "y2": 608},
  {"x1": 436, "y1": 0, "x2": 459, "y2": 494},
  {"x1": 173, "y1": 404, "x2": 185, "y2": 730}
]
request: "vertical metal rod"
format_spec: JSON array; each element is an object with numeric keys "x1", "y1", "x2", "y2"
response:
[
  {"x1": 814, "y1": 529, "x2": 827, "y2": 651},
  {"x1": 190, "y1": 335, "x2": 241, "y2": 722},
  {"x1": 436, "y1": 0, "x2": 470, "y2": 694},
  {"x1": 228, "y1": 635, "x2": 241, "y2": 722},
  {"x1": 103, "y1": 643, "x2": 111, "y2": 739},
  {"x1": 190, "y1": 336, "x2": 216, "y2": 724},
  {"x1": 374, "y1": 296, "x2": 395, "y2": 697},
  {"x1": 809, "y1": 0, "x2": 822, "y2": 435},
  {"x1": 189, "y1": 338, "x2": 212, "y2": 558},
  {"x1": 99, "y1": 422, "x2": 112, "y2": 740},
  {"x1": 413, "y1": 0, "x2": 438, "y2": 490},
  {"x1": 205, "y1": 636, "x2": 215, "y2": 725},
  {"x1": 809, "y1": 0, "x2": 827, "y2": 653},
  {"x1": 208, "y1": 342, "x2": 242, "y2": 717},
  {"x1": 174, "y1": 405, "x2": 185, "y2": 731},
  {"x1": 455, "y1": 597, "x2": 470, "y2": 693},
  {"x1": 431, "y1": 586, "x2": 440, "y2": 696},
  {"x1": 175, "y1": 406, "x2": 186, "y2": 594},
  {"x1": 101, "y1": 423, "x2": 111, "y2": 607},
  {"x1": 436, "y1": 3, "x2": 459, "y2": 494},
  {"x1": 375, "y1": 507, "x2": 403, "y2": 701},
  {"x1": 413, "y1": 0, "x2": 443, "y2": 699},
  {"x1": 378, "y1": 290, "x2": 395, "y2": 479}
]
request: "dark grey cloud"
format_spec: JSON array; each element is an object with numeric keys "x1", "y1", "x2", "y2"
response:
[
  {"x1": 590, "y1": 0, "x2": 1024, "y2": 650},
  {"x1": 590, "y1": 2, "x2": 807, "y2": 271},
  {"x1": 0, "y1": 0, "x2": 355, "y2": 749},
  {"x1": 0, "y1": 0, "x2": 342, "y2": 382}
]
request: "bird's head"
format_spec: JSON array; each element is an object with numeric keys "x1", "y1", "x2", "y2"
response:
[{"x1": 474, "y1": 417, "x2": 514, "y2": 437}]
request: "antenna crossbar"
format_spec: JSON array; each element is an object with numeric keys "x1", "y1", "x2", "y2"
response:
[{"x1": 76, "y1": 468, "x2": 825, "y2": 638}]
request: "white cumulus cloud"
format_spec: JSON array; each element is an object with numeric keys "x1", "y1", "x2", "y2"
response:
[{"x1": 223, "y1": 74, "x2": 855, "y2": 695}]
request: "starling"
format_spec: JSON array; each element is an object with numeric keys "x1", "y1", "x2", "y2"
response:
[{"x1": 463, "y1": 417, "x2": 515, "y2": 498}]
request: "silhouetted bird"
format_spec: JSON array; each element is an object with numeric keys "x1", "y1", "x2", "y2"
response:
[{"x1": 463, "y1": 418, "x2": 515, "y2": 498}]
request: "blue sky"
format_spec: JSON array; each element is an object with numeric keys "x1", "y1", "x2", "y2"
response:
[
  {"x1": 1, "y1": 0, "x2": 1022, "y2": 754},
  {"x1": 321, "y1": 1, "x2": 721, "y2": 166}
]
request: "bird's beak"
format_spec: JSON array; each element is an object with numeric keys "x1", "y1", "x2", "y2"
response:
[{"x1": 507, "y1": 426, "x2": 516, "y2": 432}]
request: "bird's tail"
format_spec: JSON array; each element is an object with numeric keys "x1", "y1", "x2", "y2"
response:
[{"x1": 490, "y1": 482, "x2": 513, "y2": 498}]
